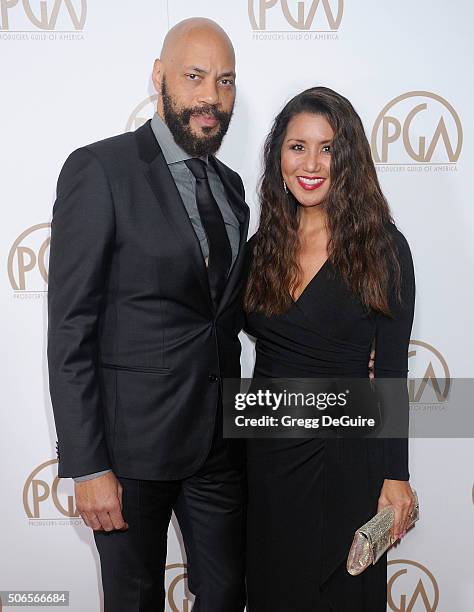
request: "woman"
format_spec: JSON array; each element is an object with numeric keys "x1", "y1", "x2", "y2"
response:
[{"x1": 243, "y1": 87, "x2": 416, "y2": 611}]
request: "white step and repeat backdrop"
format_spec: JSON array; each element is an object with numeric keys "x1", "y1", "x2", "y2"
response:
[{"x1": 2, "y1": 1, "x2": 473, "y2": 610}]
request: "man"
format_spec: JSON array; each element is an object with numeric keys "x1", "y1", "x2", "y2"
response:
[{"x1": 47, "y1": 18, "x2": 248, "y2": 612}]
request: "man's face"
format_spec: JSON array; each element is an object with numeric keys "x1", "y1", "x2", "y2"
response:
[{"x1": 154, "y1": 34, "x2": 236, "y2": 157}]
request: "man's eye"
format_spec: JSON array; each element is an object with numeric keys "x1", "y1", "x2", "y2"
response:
[
  {"x1": 186, "y1": 73, "x2": 199, "y2": 80},
  {"x1": 220, "y1": 79, "x2": 234, "y2": 86}
]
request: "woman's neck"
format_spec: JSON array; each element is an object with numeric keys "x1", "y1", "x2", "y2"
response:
[{"x1": 298, "y1": 205, "x2": 328, "y2": 240}]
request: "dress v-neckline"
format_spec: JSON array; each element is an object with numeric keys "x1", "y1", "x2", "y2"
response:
[{"x1": 291, "y1": 258, "x2": 330, "y2": 305}]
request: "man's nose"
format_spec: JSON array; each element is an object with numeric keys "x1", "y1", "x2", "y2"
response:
[{"x1": 198, "y1": 79, "x2": 219, "y2": 106}]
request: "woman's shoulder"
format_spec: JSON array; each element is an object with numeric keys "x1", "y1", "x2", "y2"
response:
[
  {"x1": 384, "y1": 222, "x2": 415, "y2": 298},
  {"x1": 385, "y1": 221, "x2": 413, "y2": 264}
]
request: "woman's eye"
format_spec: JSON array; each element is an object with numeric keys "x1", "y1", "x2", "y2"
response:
[
  {"x1": 291, "y1": 144, "x2": 304, "y2": 151},
  {"x1": 322, "y1": 145, "x2": 332, "y2": 153}
]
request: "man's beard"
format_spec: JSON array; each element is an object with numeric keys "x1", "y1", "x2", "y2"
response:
[{"x1": 161, "y1": 77, "x2": 233, "y2": 158}]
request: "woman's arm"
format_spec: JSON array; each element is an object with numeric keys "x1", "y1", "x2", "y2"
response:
[
  {"x1": 374, "y1": 226, "x2": 415, "y2": 478},
  {"x1": 373, "y1": 225, "x2": 416, "y2": 538}
]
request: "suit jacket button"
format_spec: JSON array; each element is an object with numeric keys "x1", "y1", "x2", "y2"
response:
[{"x1": 208, "y1": 374, "x2": 218, "y2": 382}]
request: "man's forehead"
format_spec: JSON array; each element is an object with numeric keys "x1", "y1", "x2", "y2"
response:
[{"x1": 170, "y1": 38, "x2": 234, "y2": 67}]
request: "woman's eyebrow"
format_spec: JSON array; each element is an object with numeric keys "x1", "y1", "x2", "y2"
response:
[{"x1": 286, "y1": 138, "x2": 333, "y2": 144}]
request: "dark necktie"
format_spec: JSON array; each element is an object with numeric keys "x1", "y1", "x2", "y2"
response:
[{"x1": 184, "y1": 158, "x2": 232, "y2": 306}]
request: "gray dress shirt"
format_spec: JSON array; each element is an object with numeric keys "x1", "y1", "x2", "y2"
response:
[{"x1": 73, "y1": 113, "x2": 240, "y2": 482}]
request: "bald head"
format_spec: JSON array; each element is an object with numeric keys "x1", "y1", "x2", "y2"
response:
[
  {"x1": 151, "y1": 18, "x2": 236, "y2": 157},
  {"x1": 160, "y1": 18, "x2": 235, "y2": 67}
]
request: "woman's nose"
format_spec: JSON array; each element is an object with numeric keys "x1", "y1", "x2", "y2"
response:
[{"x1": 302, "y1": 153, "x2": 322, "y2": 173}]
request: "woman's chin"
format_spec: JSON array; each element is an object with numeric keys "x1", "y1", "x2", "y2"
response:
[
  {"x1": 290, "y1": 186, "x2": 328, "y2": 208},
  {"x1": 293, "y1": 195, "x2": 326, "y2": 208}
]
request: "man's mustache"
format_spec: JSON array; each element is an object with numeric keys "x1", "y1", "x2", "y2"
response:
[{"x1": 181, "y1": 105, "x2": 230, "y2": 124}]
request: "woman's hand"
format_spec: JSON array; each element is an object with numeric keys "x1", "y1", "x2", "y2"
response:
[
  {"x1": 368, "y1": 348, "x2": 375, "y2": 380},
  {"x1": 377, "y1": 479, "x2": 415, "y2": 541}
]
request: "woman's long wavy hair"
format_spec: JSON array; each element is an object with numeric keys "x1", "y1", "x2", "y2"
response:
[{"x1": 244, "y1": 86, "x2": 401, "y2": 317}]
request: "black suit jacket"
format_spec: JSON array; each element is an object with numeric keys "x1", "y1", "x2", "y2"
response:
[{"x1": 47, "y1": 119, "x2": 250, "y2": 480}]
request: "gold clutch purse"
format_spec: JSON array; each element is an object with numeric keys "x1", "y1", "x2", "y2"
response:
[{"x1": 346, "y1": 489, "x2": 419, "y2": 576}]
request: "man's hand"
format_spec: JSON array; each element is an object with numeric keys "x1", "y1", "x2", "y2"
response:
[
  {"x1": 75, "y1": 471, "x2": 129, "y2": 532},
  {"x1": 377, "y1": 479, "x2": 415, "y2": 541}
]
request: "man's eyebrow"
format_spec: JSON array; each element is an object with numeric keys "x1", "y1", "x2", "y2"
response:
[
  {"x1": 183, "y1": 66, "x2": 236, "y2": 79},
  {"x1": 184, "y1": 66, "x2": 208, "y2": 74}
]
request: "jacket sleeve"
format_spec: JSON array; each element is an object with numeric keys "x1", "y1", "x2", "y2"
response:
[
  {"x1": 47, "y1": 147, "x2": 115, "y2": 478},
  {"x1": 374, "y1": 228, "x2": 416, "y2": 481}
]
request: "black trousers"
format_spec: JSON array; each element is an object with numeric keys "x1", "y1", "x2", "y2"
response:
[{"x1": 93, "y1": 418, "x2": 246, "y2": 612}]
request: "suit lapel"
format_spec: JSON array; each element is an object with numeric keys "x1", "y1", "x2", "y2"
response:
[
  {"x1": 135, "y1": 120, "x2": 213, "y2": 311},
  {"x1": 209, "y1": 156, "x2": 250, "y2": 315}
]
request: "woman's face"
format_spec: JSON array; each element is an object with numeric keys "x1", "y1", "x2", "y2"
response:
[{"x1": 280, "y1": 112, "x2": 334, "y2": 208}]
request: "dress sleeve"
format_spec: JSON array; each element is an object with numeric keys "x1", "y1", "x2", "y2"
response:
[{"x1": 374, "y1": 227, "x2": 416, "y2": 480}]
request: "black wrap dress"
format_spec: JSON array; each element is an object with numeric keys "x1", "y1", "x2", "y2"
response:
[{"x1": 244, "y1": 223, "x2": 415, "y2": 611}]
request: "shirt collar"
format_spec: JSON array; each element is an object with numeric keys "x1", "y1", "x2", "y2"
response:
[{"x1": 150, "y1": 112, "x2": 208, "y2": 166}]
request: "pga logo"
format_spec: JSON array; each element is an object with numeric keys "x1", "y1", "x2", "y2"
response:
[
  {"x1": 0, "y1": 0, "x2": 87, "y2": 31},
  {"x1": 248, "y1": 0, "x2": 344, "y2": 31},
  {"x1": 371, "y1": 91, "x2": 462, "y2": 165}
]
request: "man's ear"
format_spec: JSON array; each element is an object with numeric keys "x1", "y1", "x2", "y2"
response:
[{"x1": 152, "y1": 58, "x2": 162, "y2": 91}]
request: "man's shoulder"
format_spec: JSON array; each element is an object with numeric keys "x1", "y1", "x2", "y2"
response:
[
  {"x1": 80, "y1": 128, "x2": 137, "y2": 159},
  {"x1": 61, "y1": 126, "x2": 144, "y2": 180}
]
